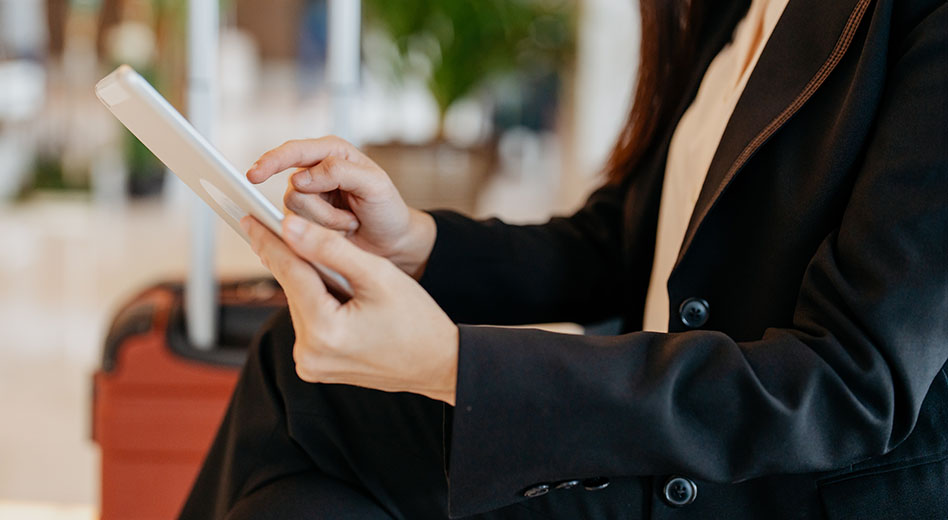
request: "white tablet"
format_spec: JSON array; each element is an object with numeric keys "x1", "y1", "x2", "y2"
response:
[{"x1": 96, "y1": 64, "x2": 353, "y2": 298}]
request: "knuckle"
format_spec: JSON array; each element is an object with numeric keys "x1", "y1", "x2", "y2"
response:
[
  {"x1": 327, "y1": 135, "x2": 357, "y2": 158},
  {"x1": 283, "y1": 189, "x2": 302, "y2": 209},
  {"x1": 321, "y1": 156, "x2": 342, "y2": 177},
  {"x1": 245, "y1": 222, "x2": 259, "y2": 241}
]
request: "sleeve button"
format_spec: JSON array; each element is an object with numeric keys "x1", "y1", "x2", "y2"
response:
[
  {"x1": 582, "y1": 477, "x2": 610, "y2": 491},
  {"x1": 522, "y1": 484, "x2": 550, "y2": 498},
  {"x1": 679, "y1": 298, "x2": 710, "y2": 328},
  {"x1": 663, "y1": 476, "x2": 697, "y2": 507}
]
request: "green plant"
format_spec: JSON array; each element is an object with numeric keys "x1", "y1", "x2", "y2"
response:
[
  {"x1": 363, "y1": 0, "x2": 575, "y2": 117},
  {"x1": 18, "y1": 151, "x2": 91, "y2": 199}
]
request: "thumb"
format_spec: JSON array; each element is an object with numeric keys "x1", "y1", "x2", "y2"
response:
[{"x1": 282, "y1": 214, "x2": 383, "y2": 293}]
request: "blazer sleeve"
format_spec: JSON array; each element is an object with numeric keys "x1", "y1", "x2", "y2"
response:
[
  {"x1": 443, "y1": 4, "x2": 948, "y2": 517},
  {"x1": 418, "y1": 179, "x2": 630, "y2": 326}
]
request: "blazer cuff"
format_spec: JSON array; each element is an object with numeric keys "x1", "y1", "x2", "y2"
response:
[
  {"x1": 418, "y1": 210, "x2": 466, "y2": 297},
  {"x1": 446, "y1": 324, "x2": 614, "y2": 517}
]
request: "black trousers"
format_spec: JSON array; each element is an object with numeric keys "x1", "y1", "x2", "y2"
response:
[{"x1": 179, "y1": 309, "x2": 637, "y2": 519}]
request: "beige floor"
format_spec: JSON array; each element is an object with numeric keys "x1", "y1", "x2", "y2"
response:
[{"x1": 0, "y1": 501, "x2": 96, "y2": 520}]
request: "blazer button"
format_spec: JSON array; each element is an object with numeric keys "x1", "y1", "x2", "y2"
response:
[
  {"x1": 679, "y1": 298, "x2": 709, "y2": 328},
  {"x1": 522, "y1": 484, "x2": 550, "y2": 498},
  {"x1": 554, "y1": 479, "x2": 582, "y2": 490},
  {"x1": 582, "y1": 477, "x2": 610, "y2": 491},
  {"x1": 663, "y1": 476, "x2": 697, "y2": 507}
]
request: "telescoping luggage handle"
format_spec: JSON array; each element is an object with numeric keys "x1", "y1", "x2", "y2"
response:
[
  {"x1": 184, "y1": 0, "x2": 219, "y2": 350},
  {"x1": 182, "y1": 0, "x2": 361, "y2": 349}
]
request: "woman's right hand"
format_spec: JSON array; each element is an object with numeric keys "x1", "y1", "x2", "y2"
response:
[{"x1": 247, "y1": 136, "x2": 437, "y2": 279}]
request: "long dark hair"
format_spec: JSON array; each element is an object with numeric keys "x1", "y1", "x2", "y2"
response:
[{"x1": 605, "y1": 1, "x2": 710, "y2": 183}]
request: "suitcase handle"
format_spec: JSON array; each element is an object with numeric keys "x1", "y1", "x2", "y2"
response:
[{"x1": 101, "y1": 279, "x2": 285, "y2": 372}]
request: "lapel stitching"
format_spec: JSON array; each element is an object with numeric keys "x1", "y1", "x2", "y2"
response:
[{"x1": 673, "y1": 0, "x2": 874, "y2": 269}]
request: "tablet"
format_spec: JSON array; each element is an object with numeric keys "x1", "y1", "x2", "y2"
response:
[{"x1": 95, "y1": 64, "x2": 353, "y2": 298}]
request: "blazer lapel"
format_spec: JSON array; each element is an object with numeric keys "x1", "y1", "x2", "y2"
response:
[{"x1": 673, "y1": 0, "x2": 872, "y2": 269}]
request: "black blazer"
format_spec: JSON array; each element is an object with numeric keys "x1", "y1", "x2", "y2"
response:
[{"x1": 419, "y1": 0, "x2": 948, "y2": 517}]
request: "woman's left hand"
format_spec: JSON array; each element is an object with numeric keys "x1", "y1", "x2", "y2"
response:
[{"x1": 241, "y1": 214, "x2": 459, "y2": 405}]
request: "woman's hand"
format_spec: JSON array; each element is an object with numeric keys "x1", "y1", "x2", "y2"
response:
[
  {"x1": 247, "y1": 136, "x2": 436, "y2": 279},
  {"x1": 241, "y1": 213, "x2": 459, "y2": 405}
]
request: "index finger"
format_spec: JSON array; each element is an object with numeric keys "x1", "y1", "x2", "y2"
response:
[{"x1": 247, "y1": 136, "x2": 354, "y2": 184}]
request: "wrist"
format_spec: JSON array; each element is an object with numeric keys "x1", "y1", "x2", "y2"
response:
[
  {"x1": 430, "y1": 323, "x2": 459, "y2": 406},
  {"x1": 392, "y1": 209, "x2": 437, "y2": 280}
]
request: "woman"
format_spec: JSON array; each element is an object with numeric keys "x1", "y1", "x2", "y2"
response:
[{"x1": 181, "y1": 0, "x2": 947, "y2": 518}]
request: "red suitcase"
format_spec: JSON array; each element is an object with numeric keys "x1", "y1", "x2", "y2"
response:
[{"x1": 92, "y1": 279, "x2": 285, "y2": 520}]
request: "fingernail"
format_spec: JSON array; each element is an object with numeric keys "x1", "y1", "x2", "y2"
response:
[
  {"x1": 285, "y1": 214, "x2": 306, "y2": 240},
  {"x1": 239, "y1": 216, "x2": 251, "y2": 233},
  {"x1": 347, "y1": 220, "x2": 359, "y2": 232},
  {"x1": 292, "y1": 170, "x2": 312, "y2": 187}
]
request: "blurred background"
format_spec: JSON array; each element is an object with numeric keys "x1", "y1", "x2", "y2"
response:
[{"x1": 0, "y1": 0, "x2": 638, "y2": 517}]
